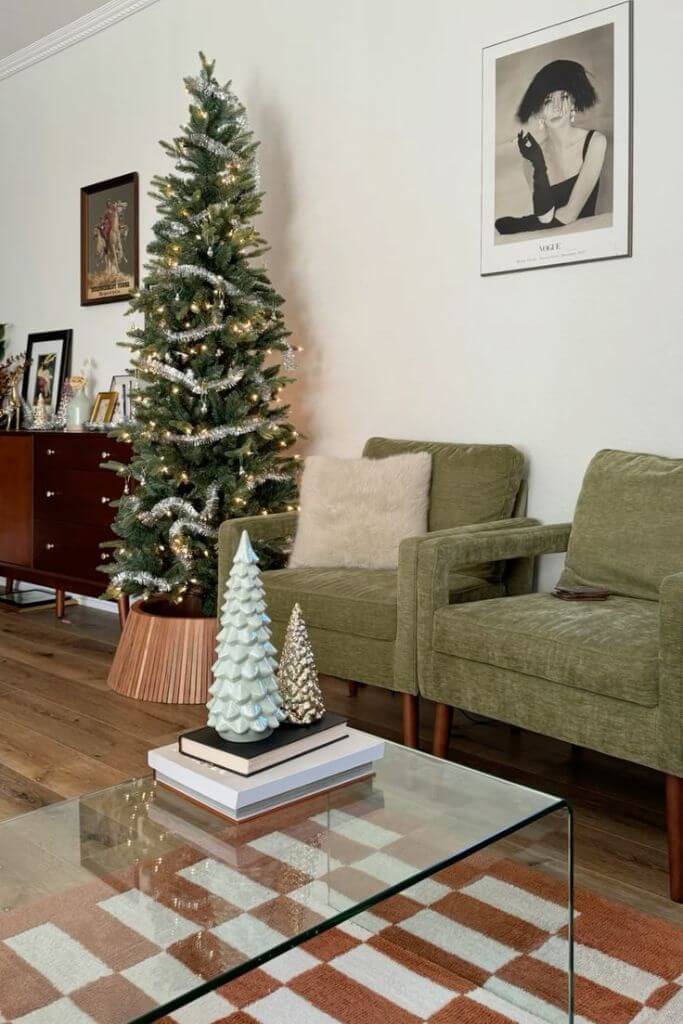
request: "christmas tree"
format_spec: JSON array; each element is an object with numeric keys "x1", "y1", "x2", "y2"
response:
[
  {"x1": 102, "y1": 53, "x2": 300, "y2": 616},
  {"x1": 208, "y1": 530, "x2": 284, "y2": 742},
  {"x1": 279, "y1": 603, "x2": 325, "y2": 725}
]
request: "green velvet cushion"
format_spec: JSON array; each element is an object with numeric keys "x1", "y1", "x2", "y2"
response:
[
  {"x1": 561, "y1": 448, "x2": 683, "y2": 601},
  {"x1": 363, "y1": 437, "x2": 524, "y2": 581},
  {"x1": 432, "y1": 593, "x2": 660, "y2": 707},
  {"x1": 264, "y1": 566, "x2": 503, "y2": 642}
]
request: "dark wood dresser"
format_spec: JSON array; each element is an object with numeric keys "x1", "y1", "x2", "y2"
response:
[{"x1": 0, "y1": 431, "x2": 130, "y2": 621}]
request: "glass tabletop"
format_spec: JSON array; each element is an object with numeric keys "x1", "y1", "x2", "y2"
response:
[{"x1": 0, "y1": 740, "x2": 569, "y2": 1022}]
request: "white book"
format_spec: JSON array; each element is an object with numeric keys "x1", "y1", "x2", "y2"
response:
[{"x1": 148, "y1": 728, "x2": 384, "y2": 814}]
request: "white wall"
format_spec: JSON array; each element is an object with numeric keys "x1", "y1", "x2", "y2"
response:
[{"x1": 1, "y1": 0, "x2": 682, "y2": 589}]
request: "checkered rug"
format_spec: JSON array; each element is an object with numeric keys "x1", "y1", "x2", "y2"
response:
[{"x1": 0, "y1": 807, "x2": 681, "y2": 1024}]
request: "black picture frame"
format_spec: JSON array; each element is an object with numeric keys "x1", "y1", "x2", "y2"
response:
[
  {"x1": 22, "y1": 330, "x2": 73, "y2": 415},
  {"x1": 81, "y1": 172, "x2": 139, "y2": 305}
]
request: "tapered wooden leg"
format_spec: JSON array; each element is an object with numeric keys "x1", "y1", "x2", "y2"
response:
[
  {"x1": 402, "y1": 693, "x2": 419, "y2": 749},
  {"x1": 4, "y1": 575, "x2": 15, "y2": 595},
  {"x1": 433, "y1": 703, "x2": 454, "y2": 759},
  {"x1": 348, "y1": 681, "x2": 360, "y2": 697},
  {"x1": 55, "y1": 589, "x2": 65, "y2": 619},
  {"x1": 666, "y1": 774, "x2": 683, "y2": 902},
  {"x1": 118, "y1": 595, "x2": 130, "y2": 630}
]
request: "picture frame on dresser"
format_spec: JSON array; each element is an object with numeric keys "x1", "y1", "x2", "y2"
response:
[{"x1": 22, "y1": 329, "x2": 72, "y2": 416}]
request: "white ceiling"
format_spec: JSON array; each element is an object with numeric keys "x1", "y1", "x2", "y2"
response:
[{"x1": 0, "y1": 0, "x2": 111, "y2": 60}]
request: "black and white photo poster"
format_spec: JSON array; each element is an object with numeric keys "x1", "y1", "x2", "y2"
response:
[{"x1": 481, "y1": 2, "x2": 632, "y2": 275}]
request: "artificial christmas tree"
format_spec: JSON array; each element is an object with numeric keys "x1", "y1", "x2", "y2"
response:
[
  {"x1": 279, "y1": 603, "x2": 325, "y2": 725},
  {"x1": 102, "y1": 53, "x2": 300, "y2": 619},
  {"x1": 208, "y1": 530, "x2": 284, "y2": 741}
]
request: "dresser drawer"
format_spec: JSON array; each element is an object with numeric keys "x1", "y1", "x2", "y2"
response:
[
  {"x1": 35, "y1": 468, "x2": 124, "y2": 527},
  {"x1": 35, "y1": 433, "x2": 130, "y2": 475},
  {"x1": 34, "y1": 520, "x2": 115, "y2": 581}
]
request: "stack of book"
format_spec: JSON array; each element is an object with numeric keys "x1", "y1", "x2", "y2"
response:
[{"x1": 147, "y1": 713, "x2": 385, "y2": 821}]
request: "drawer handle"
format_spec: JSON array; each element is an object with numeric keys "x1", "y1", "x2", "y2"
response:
[
  {"x1": 45, "y1": 543, "x2": 55, "y2": 551},
  {"x1": 46, "y1": 448, "x2": 56, "y2": 456},
  {"x1": 101, "y1": 496, "x2": 111, "y2": 504},
  {"x1": 100, "y1": 552, "x2": 110, "y2": 561},
  {"x1": 45, "y1": 490, "x2": 56, "y2": 498},
  {"x1": 101, "y1": 451, "x2": 111, "y2": 459}
]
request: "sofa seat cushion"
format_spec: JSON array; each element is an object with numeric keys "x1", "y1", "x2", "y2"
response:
[
  {"x1": 432, "y1": 593, "x2": 660, "y2": 707},
  {"x1": 264, "y1": 568, "x2": 503, "y2": 642}
]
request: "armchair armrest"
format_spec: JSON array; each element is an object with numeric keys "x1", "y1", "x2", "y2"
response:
[
  {"x1": 217, "y1": 512, "x2": 298, "y2": 608},
  {"x1": 414, "y1": 522, "x2": 571, "y2": 695},
  {"x1": 394, "y1": 516, "x2": 540, "y2": 694},
  {"x1": 659, "y1": 571, "x2": 683, "y2": 775}
]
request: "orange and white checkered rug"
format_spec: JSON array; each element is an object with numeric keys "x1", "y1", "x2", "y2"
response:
[{"x1": 0, "y1": 839, "x2": 681, "y2": 1024}]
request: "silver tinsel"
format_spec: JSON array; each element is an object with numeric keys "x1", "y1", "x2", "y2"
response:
[
  {"x1": 245, "y1": 470, "x2": 291, "y2": 490},
  {"x1": 141, "y1": 358, "x2": 244, "y2": 394},
  {"x1": 138, "y1": 496, "x2": 201, "y2": 526},
  {"x1": 163, "y1": 417, "x2": 268, "y2": 445},
  {"x1": 170, "y1": 518, "x2": 217, "y2": 542},
  {"x1": 167, "y1": 222, "x2": 189, "y2": 237},
  {"x1": 165, "y1": 322, "x2": 223, "y2": 343},
  {"x1": 112, "y1": 571, "x2": 173, "y2": 592},
  {"x1": 282, "y1": 346, "x2": 297, "y2": 371},
  {"x1": 278, "y1": 603, "x2": 325, "y2": 725},
  {"x1": 186, "y1": 132, "x2": 237, "y2": 161},
  {"x1": 185, "y1": 76, "x2": 235, "y2": 104},
  {"x1": 168, "y1": 264, "x2": 239, "y2": 296}
]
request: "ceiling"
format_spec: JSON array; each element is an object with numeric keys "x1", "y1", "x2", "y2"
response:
[{"x1": 0, "y1": 0, "x2": 111, "y2": 60}]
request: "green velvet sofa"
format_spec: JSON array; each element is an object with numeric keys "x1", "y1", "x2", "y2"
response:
[
  {"x1": 217, "y1": 436, "x2": 533, "y2": 747},
  {"x1": 416, "y1": 448, "x2": 683, "y2": 900}
]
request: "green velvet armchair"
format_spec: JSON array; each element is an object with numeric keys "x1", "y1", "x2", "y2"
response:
[
  {"x1": 218, "y1": 437, "x2": 533, "y2": 747},
  {"x1": 416, "y1": 448, "x2": 683, "y2": 900}
]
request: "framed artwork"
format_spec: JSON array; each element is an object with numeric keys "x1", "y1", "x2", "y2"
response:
[
  {"x1": 110, "y1": 374, "x2": 136, "y2": 421},
  {"x1": 23, "y1": 330, "x2": 72, "y2": 415},
  {"x1": 481, "y1": 2, "x2": 632, "y2": 275},
  {"x1": 90, "y1": 391, "x2": 119, "y2": 424},
  {"x1": 81, "y1": 172, "x2": 139, "y2": 305}
]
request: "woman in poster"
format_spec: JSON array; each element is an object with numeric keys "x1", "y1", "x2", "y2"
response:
[{"x1": 495, "y1": 59, "x2": 607, "y2": 235}]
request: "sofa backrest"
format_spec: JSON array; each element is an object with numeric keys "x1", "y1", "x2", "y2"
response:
[
  {"x1": 561, "y1": 448, "x2": 683, "y2": 601},
  {"x1": 363, "y1": 438, "x2": 525, "y2": 580}
]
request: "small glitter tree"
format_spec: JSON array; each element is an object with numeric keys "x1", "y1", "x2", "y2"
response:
[{"x1": 279, "y1": 603, "x2": 325, "y2": 725}]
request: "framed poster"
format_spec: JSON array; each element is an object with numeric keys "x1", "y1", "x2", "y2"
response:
[
  {"x1": 481, "y1": 2, "x2": 632, "y2": 275},
  {"x1": 23, "y1": 330, "x2": 72, "y2": 415},
  {"x1": 81, "y1": 172, "x2": 139, "y2": 305}
]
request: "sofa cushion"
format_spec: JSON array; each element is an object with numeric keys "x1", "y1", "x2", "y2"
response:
[
  {"x1": 264, "y1": 568, "x2": 503, "y2": 641},
  {"x1": 561, "y1": 448, "x2": 683, "y2": 601},
  {"x1": 432, "y1": 593, "x2": 660, "y2": 707},
  {"x1": 289, "y1": 452, "x2": 431, "y2": 570}
]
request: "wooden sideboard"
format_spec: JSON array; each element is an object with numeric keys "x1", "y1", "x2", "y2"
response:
[{"x1": 0, "y1": 431, "x2": 130, "y2": 623}]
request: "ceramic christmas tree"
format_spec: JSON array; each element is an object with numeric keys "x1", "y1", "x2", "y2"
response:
[
  {"x1": 207, "y1": 530, "x2": 284, "y2": 742},
  {"x1": 279, "y1": 603, "x2": 325, "y2": 725}
]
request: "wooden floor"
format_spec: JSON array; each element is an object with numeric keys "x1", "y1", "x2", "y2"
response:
[{"x1": 0, "y1": 601, "x2": 681, "y2": 926}]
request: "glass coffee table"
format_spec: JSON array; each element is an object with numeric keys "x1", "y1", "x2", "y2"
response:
[{"x1": 0, "y1": 740, "x2": 573, "y2": 1023}]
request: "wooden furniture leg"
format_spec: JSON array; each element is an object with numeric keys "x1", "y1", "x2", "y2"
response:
[
  {"x1": 4, "y1": 574, "x2": 15, "y2": 594},
  {"x1": 666, "y1": 774, "x2": 683, "y2": 902},
  {"x1": 55, "y1": 589, "x2": 66, "y2": 619},
  {"x1": 433, "y1": 703, "x2": 454, "y2": 759},
  {"x1": 402, "y1": 693, "x2": 419, "y2": 749},
  {"x1": 118, "y1": 594, "x2": 130, "y2": 630}
]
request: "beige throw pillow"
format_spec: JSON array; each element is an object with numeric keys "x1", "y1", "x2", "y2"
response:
[{"x1": 289, "y1": 453, "x2": 432, "y2": 570}]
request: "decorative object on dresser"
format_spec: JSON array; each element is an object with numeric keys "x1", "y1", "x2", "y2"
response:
[
  {"x1": 80, "y1": 172, "x2": 139, "y2": 305},
  {"x1": 102, "y1": 54, "x2": 300, "y2": 703},
  {"x1": 279, "y1": 602, "x2": 325, "y2": 724},
  {"x1": 22, "y1": 330, "x2": 72, "y2": 416},
  {"x1": 90, "y1": 390, "x2": 118, "y2": 425},
  {"x1": 0, "y1": 351, "x2": 29, "y2": 429},
  {"x1": 63, "y1": 374, "x2": 90, "y2": 431},
  {"x1": 110, "y1": 373, "x2": 135, "y2": 421},
  {"x1": 0, "y1": 431, "x2": 130, "y2": 621},
  {"x1": 207, "y1": 531, "x2": 284, "y2": 738}
]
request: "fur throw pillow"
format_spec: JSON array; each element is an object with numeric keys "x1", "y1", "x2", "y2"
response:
[{"x1": 289, "y1": 453, "x2": 432, "y2": 570}]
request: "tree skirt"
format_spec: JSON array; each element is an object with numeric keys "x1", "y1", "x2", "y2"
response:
[{"x1": 0, "y1": 842, "x2": 681, "y2": 1024}]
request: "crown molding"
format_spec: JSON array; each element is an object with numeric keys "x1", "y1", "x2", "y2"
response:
[{"x1": 0, "y1": 0, "x2": 161, "y2": 81}]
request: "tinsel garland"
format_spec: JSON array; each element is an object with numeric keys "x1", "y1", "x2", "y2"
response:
[
  {"x1": 163, "y1": 417, "x2": 269, "y2": 445},
  {"x1": 245, "y1": 470, "x2": 292, "y2": 490},
  {"x1": 185, "y1": 76, "x2": 235, "y2": 104},
  {"x1": 165, "y1": 322, "x2": 223, "y2": 343},
  {"x1": 186, "y1": 132, "x2": 237, "y2": 161},
  {"x1": 141, "y1": 358, "x2": 244, "y2": 394},
  {"x1": 112, "y1": 571, "x2": 173, "y2": 592},
  {"x1": 282, "y1": 347, "x2": 297, "y2": 370},
  {"x1": 168, "y1": 264, "x2": 240, "y2": 296},
  {"x1": 137, "y1": 483, "x2": 220, "y2": 527}
]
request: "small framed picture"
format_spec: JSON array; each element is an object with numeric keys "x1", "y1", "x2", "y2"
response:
[
  {"x1": 90, "y1": 391, "x2": 119, "y2": 424},
  {"x1": 81, "y1": 172, "x2": 139, "y2": 305},
  {"x1": 23, "y1": 330, "x2": 72, "y2": 416},
  {"x1": 110, "y1": 374, "x2": 136, "y2": 420}
]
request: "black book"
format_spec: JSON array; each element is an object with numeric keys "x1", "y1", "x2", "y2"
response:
[{"x1": 178, "y1": 712, "x2": 348, "y2": 776}]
